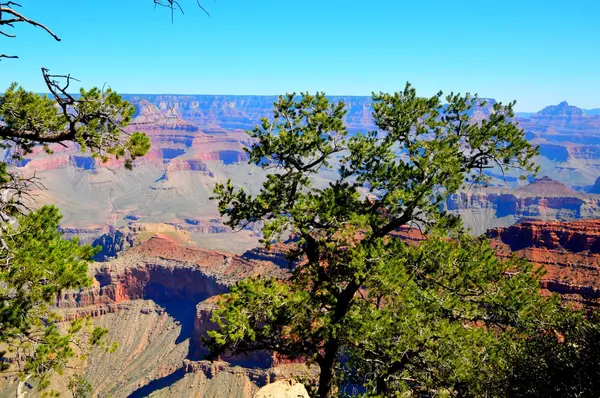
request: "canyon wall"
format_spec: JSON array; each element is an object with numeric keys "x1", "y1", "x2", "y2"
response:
[
  {"x1": 46, "y1": 218, "x2": 600, "y2": 396},
  {"x1": 443, "y1": 177, "x2": 600, "y2": 234},
  {"x1": 487, "y1": 219, "x2": 600, "y2": 306}
]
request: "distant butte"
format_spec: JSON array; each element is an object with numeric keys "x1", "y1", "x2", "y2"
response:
[
  {"x1": 588, "y1": 177, "x2": 600, "y2": 194},
  {"x1": 516, "y1": 176, "x2": 577, "y2": 196},
  {"x1": 535, "y1": 101, "x2": 586, "y2": 117}
]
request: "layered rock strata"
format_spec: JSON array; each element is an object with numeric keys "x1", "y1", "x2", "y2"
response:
[{"x1": 487, "y1": 219, "x2": 600, "y2": 306}]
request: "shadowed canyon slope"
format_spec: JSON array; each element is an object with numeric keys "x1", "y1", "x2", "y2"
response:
[
  {"x1": 58, "y1": 233, "x2": 308, "y2": 398},
  {"x1": 0, "y1": 231, "x2": 309, "y2": 397}
]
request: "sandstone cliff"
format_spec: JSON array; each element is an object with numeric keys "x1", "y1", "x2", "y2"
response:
[
  {"x1": 48, "y1": 234, "x2": 300, "y2": 397},
  {"x1": 444, "y1": 177, "x2": 600, "y2": 234},
  {"x1": 487, "y1": 219, "x2": 600, "y2": 306}
]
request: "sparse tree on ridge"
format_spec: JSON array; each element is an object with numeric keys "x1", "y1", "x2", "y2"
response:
[{"x1": 207, "y1": 86, "x2": 571, "y2": 397}]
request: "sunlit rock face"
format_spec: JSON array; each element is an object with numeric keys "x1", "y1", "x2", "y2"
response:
[
  {"x1": 49, "y1": 234, "x2": 302, "y2": 397},
  {"x1": 487, "y1": 219, "x2": 600, "y2": 307},
  {"x1": 441, "y1": 177, "x2": 600, "y2": 235}
]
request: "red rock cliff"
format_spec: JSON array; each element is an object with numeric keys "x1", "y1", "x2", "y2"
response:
[{"x1": 487, "y1": 219, "x2": 600, "y2": 306}]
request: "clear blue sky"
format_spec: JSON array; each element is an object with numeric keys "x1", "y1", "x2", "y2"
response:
[{"x1": 1, "y1": 0, "x2": 599, "y2": 111}]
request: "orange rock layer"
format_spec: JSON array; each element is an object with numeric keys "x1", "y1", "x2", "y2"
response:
[{"x1": 487, "y1": 219, "x2": 600, "y2": 306}]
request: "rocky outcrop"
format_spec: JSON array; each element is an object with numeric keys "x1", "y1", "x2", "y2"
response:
[
  {"x1": 536, "y1": 101, "x2": 586, "y2": 117},
  {"x1": 173, "y1": 360, "x2": 315, "y2": 398},
  {"x1": 516, "y1": 176, "x2": 578, "y2": 196},
  {"x1": 443, "y1": 178, "x2": 600, "y2": 234},
  {"x1": 487, "y1": 219, "x2": 600, "y2": 306},
  {"x1": 60, "y1": 233, "x2": 293, "y2": 374},
  {"x1": 254, "y1": 380, "x2": 310, "y2": 398},
  {"x1": 60, "y1": 233, "x2": 287, "y2": 323},
  {"x1": 50, "y1": 234, "x2": 299, "y2": 397},
  {"x1": 192, "y1": 295, "x2": 304, "y2": 369},
  {"x1": 169, "y1": 218, "x2": 231, "y2": 234},
  {"x1": 91, "y1": 227, "x2": 137, "y2": 261}
]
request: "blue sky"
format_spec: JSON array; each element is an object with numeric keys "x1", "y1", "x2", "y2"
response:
[{"x1": 1, "y1": 0, "x2": 598, "y2": 111}]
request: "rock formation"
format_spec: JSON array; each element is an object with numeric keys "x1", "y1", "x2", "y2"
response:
[
  {"x1": 487, "y1": 219, "x2": 600, "y2": 306},
  {"x1": 49, "y1": 233, "x2": 300, "y2": 397},
  {"x1": 443, "y1": 177, "x2": 600, "y2": 234},
  {"x1": 588, "y1": 176, "x2": 600, "y2": 194},
  {"x1": 536, "y1": 101, "x2": 586, "y2": 118},
  {"x1": 5, "y1": 96, "x2": 600, "y2": 238},
  {"x1": 10, "y1": 213, "x2": 595, "y2": 397},
  {"x1": 254, "y1": 380, "x2": 310, "y2": 398}
]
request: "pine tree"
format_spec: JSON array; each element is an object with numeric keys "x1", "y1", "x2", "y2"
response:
[{"x1": 208, "y1": 85, "x2": 559, "y2": 397}]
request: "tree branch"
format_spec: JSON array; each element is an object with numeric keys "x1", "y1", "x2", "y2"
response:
[{"x1": 0, "y1": 3, "x2": 61, "y2": 41}]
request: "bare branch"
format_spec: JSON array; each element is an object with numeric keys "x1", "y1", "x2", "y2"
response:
[
  {"x1": 0, "y1": 4, "x2": 61, "y2": 40},
  {"x1": 153, "y1": 0, "x2": 210, "y2": 23},
  {"x1": 0, "y1": 2, "x2": 60, "y2": 59}
]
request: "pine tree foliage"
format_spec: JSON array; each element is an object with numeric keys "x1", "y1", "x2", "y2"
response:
[
  {"x1": 208, "y1": 85, "x2": 560, "y2": 397},
  {"x1": 0, "y1": 80, "x2": 151, "y2": 170},
  {"x1": 503, "y1": 310, "x2": 600, "y2": 397},
  {"x1": 0, "y1": 206, "x2": 116, "y2": 393}
]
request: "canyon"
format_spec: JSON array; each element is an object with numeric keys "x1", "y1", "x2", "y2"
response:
[
  {"x1": 487, "y1": 219, "x2": 600, "y2": 307},
  {"x1": 443, "y1": 176, "x2": 600, "y2": 234},
  {"x1": 3, "y1": 96, "x2": 600, "y2": 396},
  {"x1": 0, "y1": 229, "x2": 309, "y2": 398},
  {"x1": 2, "y1": 215, "x2": 599, "y2": 396},
  {"x1": 4, "y1": 216, "x2": 598, "y2": 396},
  {"x1": 4, "y1": 96, "x2": 600, "y2": 244}
]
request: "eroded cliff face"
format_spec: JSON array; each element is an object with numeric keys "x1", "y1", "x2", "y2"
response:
[
  {"x1": 7, "y1": 299, "x2": 311, "y2": 398},
  {"x1": 50, "y1": 234, "x2": 299, "y2": 397},
  {"x1": 47, "y1": 217, "x2": 600, "y2": 396},
  {"x1": 60, "y1": 234, "x2": 286, "y2": 311},
  {"x1": 487, "y1": 219, "x2": 600, "y2": 306},
  {"x1": 444, "y1": 178, "x2": 600, "y2": 234}
]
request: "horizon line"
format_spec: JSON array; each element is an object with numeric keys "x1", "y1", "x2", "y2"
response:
[{"x1": 34, "y1": 92, "x2": 600, "y2": 113}]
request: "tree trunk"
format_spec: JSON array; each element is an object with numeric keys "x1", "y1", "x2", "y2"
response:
[
  {"x1": 317, "y1": 339, "x2": 339, "y2": 398},
  {"x1": 315, "y1": 280, "x2": 360, "y2": 397},
  {"x1": 16, "y1": 374, "x2": 31, "y2": 398}
]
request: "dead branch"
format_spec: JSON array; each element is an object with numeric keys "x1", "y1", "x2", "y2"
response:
[
  {"x1": 1, "y1": 1, "x2": 208, "y2": 59},
  {"x1": 0, "y1": 2, "x2": 61, "y2": 59},
  {"x1": 153, "y1": 0, "x2": 210, "y2": 22}
]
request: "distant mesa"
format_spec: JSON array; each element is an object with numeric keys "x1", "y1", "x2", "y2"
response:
[
  {"x1": 584, "y1": 108, "x2": 600, "y2": 116},
  {"x1": 535, "y1": 101, "x2": 585, "y2": 117},
  {"x1": 515, "y1": 176, "x2": 576, "y2": 196}
]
